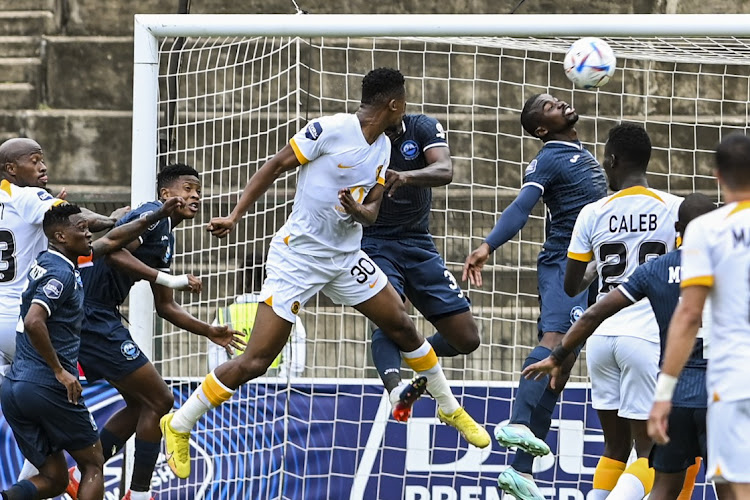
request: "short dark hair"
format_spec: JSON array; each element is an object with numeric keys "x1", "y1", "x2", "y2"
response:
[
  {"x1": 678, "y1": 193, "x2": 715, "y2": 227},
  {"x1": 715, "y1": 133, "x2": 750, "y2": 190},
  {"x1": 520, "y1": 94, "x2": 543, "y2": 137},
  {"x1": 607, "y1": 123, "x2": 651, "y2": 169},
  {"x1": 157, "y1": 163, "x2": 199, "y2": 192},
  {"x1": 43, "y1": 203, "x2": 80, "y2": 238},
  {"x1": 361, "y1": 68, "x2": 405, "y2": 106}
]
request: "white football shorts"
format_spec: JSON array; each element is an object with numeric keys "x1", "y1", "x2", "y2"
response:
[
  {"x1": 707, "y1": 398, "x2": 750, "y2": 483},
  {"x1": 586, "y1": 334, "x2": 660, "y2": 419},
  {"x1": 260, "y1": 235, "x2": 388, "y2": 323}
]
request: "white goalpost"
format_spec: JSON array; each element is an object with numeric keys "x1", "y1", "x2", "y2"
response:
[{"x1": 128, "y1": 14, "x2": 750, "y2": 500}]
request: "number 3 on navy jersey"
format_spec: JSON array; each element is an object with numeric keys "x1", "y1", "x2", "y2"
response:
[{"x1": 599, "y1": 240, "x2": 667, "y2": 293}]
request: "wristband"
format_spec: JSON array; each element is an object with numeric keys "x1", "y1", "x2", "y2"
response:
[
  {"x1": 550, "y1": 345, "x2": 571, "y2": 365},
  {"x1": 653, "y1": 373, "x2": 678, "y2": 402},
  {"x1": 155, "y1": 271, "x2": 190, "y2": 289}
]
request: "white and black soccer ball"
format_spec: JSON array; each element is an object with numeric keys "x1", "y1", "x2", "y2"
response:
[{"x1": 563, "y1": 37, "x2": 616, "y2": 89}]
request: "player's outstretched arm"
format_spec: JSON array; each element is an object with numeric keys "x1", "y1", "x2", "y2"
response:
[
  {"x1": 23, "y1": 304, "x2": 82, "y2": 404},
  {"x1": 151, "y1": 283, "x2": 246, "y2": 351},
  {"x1": 79, "y1": 205, "x2": 130, "y2": 233},
  {"x1": 462, "y1": 184, "x2": 542, "y2": 287},
  {"x1": 523, "y1": 288, "x2": 631, "y2": 388},
  {"x1": 207, "y1": 144, "x2": 301, "y2": 238},
  {"x1": 105, "y1": 249, "x2": 201, "y2": 293},
  {"x1": 338, "y1": 184, "x2": 384, "y2": 226},
  {"x1": 384, "y1": 146, "x2": 452, "y2": 196},
  {"x1": 90, "y1": 197, "x2": 184, "y2": 258},
  {"x1": 648, "y1": 285, "x2": 708, "y2": 445}
]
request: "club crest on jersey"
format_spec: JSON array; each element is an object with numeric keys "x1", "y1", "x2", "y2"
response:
[
  {"x1": 400, "y1": 140, "x2": 419, "y2": 160},
  {"x1": 42, "y1": 279, "x2": 64, "y2": 300},
  {"x1": 570, "y1": 305, "x2": 584, "y2": 324},
  {"x1": 120, "y1": 340, "x2": 140, "y2": 360},
  {"x1": 36, "y1": 190, "x2": 53, "y2": 201},
  {"x1": 305, "y1": 122, "x2": 323, "y2": 141},
  {"x1": 525, "y1": 160, "x2": 537, "y2": 176}
]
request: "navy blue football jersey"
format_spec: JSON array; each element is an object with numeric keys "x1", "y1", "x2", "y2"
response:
[
  {"x1": 9, "y1": 250, "x2": 84, "y2": 388},
  {"x1": 620, "y1": 249, "x2": 707, "y2": 407},
  {"x1": 80, "y1": 200, "x2": 174, "y2": 307},
  {"x1": 523, "y1": 140, "x2": 607, "y2": 255},
  {"x1": 363, "y1": 114, "x2": 448, "y2": 239}
]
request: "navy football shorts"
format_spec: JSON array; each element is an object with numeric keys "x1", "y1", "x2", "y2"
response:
[
  {"x1": 1, "y1": 379, "x2": 99, "y2": 468},
  {"x1": 537, "y1": 253, "x2": 590, "y2": 340},
  {"x1": 361, "y1": 235, "x2": 470, "y2": 323},
  {"x1": 78, "y1": 302, "x2": 149, "y2": 382},
  {"x1": 650, "y1": 406, "x2": 707, "y2": 473}
]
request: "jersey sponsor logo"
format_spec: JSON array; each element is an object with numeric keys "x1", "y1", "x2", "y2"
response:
[
  {"x1": 36, "y1": 190, "x2": 53, "y2": 201},
  {"x1": 120, "y1": 340, "x2": 140, "y2": 360},
  {"x1": 524, "y1": 159, "x2": 537, "y2": 175},
  {"x1": 570, "y1": 305, "x2": 584, "y2": 324},
  {"x1": 570, "y1": 154, "x2": 580, "y2": 163},
  {"x1": 29, "y1": 263, "x2": 47, "y2": 280},
  {"x1": 305, "y1": 121, "x2": 323, "y2": 141},
  {"x1": 400, "y1": 140, "x2": 419, "y2": 160},
  {"x1": 42, "y1": 278, "x2": 64, "y2": 299},
  {"x1": 435, "y1": 122, "x2": 446, "y2": 139}
]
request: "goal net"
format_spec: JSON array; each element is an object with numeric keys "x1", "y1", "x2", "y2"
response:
[{"x1": 127, "y1": 14, "x2": 748, "y2": 500}]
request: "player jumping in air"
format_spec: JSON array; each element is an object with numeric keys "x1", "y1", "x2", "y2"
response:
[
  {"x1": 463, "y1": 94, "x2": 606, "y2": 499},
  {"x1": 66, "y1": 164, "x2": 244, "y2": 500},
  {"x1": 159, "y1": 67, "x2": 490, "y2": 480},
  {"x1": 363, "y1": 113, "x2": 480, "y2": 422},
  {"x1": 649, "y1": 134, "x2": 750, "y2": 500},
  {"x1": 562, "y1": 123, "x2": 683, "y2": 500},
  {"x1": 524, "y1": 192, "x2": 715, "y2": 500},
  {"x1": 0, "y1": 200, "x2": 182, "y2": 500}
]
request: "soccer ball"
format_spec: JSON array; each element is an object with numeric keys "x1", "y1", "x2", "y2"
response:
[{"x1": 563, "y1": 37, "x2": 616, "y2": 89}]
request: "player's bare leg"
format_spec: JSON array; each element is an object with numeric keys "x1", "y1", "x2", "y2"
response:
[
  {"x1": 105, "y1": 364, "x2": 174, "y2": 497},
  {"x1": 649, "y1": 470, "x2": 688, "y2": 500},
  {"x1": 714, "y1": 483, "x2": 734, "y2": 500},
  {"x1": 2, "y1": 452, "x2": 67, "y2": 499},
  {"x1": 604, "y1": 419, "x2": 655, "y2": 499},
  {"x1": 161, "y1": 303, "x2": 292, "y2": 478},
  {"x1": 67, "y1": 444, "x2": 105, "y2": 500},
  {"x1": 356, "y1": 284, "x2": 489, "y2": 448}
]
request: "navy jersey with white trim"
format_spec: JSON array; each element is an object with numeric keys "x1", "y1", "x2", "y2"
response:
[
  {"x1": 524, "y1": 140, "x2": 607, "y2": 255},
  {"x1": 620, "y1": 249, "x2": 706, "y2": 407},
  {"x1": 363, "y1": 114, "x2": 448, "y2": 239},
  {"x1": 80, "y1": 200, "x2": 174, "y2": 307},
  {"x1": 9, "y1": 250, "x2": 84, "y2": 388}
]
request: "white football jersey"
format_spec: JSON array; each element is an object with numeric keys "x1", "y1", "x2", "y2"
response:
[
  {"x1": 0, "y1": 179, "x2": 64, "y2": 319},
  {"x1": 284, "y1": 113, "x2": 390, "y2": 257},
  {"x1": 681, "y1": 201, "x2": 750, "y2": 402},
  {"x1": 568, "y1": 186, "x2": 683, "y2": 342}
]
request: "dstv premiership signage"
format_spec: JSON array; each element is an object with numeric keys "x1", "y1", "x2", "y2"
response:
[{"x1": 0, "y1": 381, "x2": 716, "y2": 500}]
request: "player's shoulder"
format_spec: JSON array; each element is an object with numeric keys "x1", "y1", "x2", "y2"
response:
[
  {"x1": 119, "y1": 200, "x2": 162, "y2": 225},
  {"x1": 2, "y1": 180, "x2": 56, "y2": 204}
]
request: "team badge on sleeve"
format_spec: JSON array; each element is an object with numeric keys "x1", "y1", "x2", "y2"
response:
[
  {"x1": 42, "y1": 279, "x2": 64, "y2": 299},
  {"x1": 525, "y1": 159, "x2": 537, "y2": 176},
  {"x1": 37, "y1": 190, "x2": 53, "y2": 201},
  {"x1": 305, "y1": 122, "x2": 323, "y2": 141}
]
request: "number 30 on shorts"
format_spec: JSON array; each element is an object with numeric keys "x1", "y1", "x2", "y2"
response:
[
  {"x1": 444, "y1": 270, "x2": 465, "y2": 298},
  {"x1": 350, "y1": 257, "x2": 377, "y2": 284}
]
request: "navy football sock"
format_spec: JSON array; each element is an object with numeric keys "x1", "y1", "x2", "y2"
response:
[
  {"x1": 510, "y1": 345, "x2": 553, "y2": 426},
  {"x1": 130, "y1": 438, "x2": 160, "y2": 492},
  {"x1": 100, "y1": 427, "x2": 127, "y2": 462},
  {"x1": 3, "y1": 480, "x2": 37, "y2": 500},
  {"x1": 512, "y1": 387, "x2": 559, "y2": 474},
  {"x1": 371, "y1": 329, "x2": 403, "y2": 393},
  {"x1": 426, "y1": 332, "x2": 461, "y2": 357}
]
